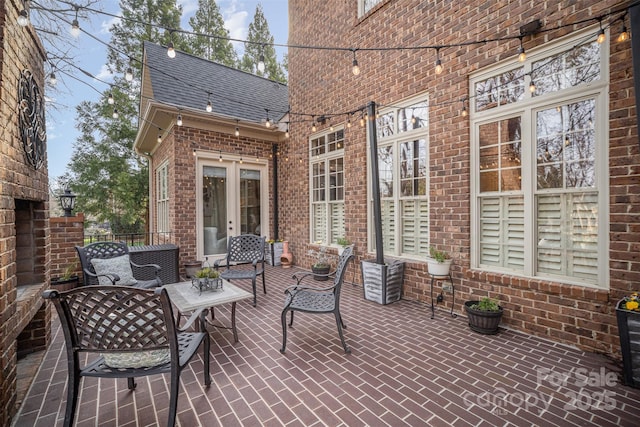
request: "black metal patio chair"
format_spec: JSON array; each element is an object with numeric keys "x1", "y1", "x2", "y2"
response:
[
  {"x1": 214, "y1": 234, "x2": 266, "y2": 306},
  {"x1": 76, "y1": 241, "x2": 162, "y2": 288},
  {"x1": 42, "y1": 286, "x2": 211, "y2": 427},
  {"x1": 280, "y1": 245, "x2": 355, "y2": 353}
]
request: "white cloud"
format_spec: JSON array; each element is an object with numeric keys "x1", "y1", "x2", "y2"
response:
[
  {"x1": 94, "y1": 64, "x2": 114, "y2": 82},
  {"x1": 179, "y1": 0, "x2": 199, "y2": 16},
  {"x1": 222, "y1": 0, "x2": 250, "y2": 53},
  {"x1": 100, "y1": 16, "x2": 120, "y2": 34}
]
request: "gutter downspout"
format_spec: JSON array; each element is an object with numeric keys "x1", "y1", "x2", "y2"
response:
[{"x1": 272, "y1": 143, "x2": 279, "y2": 240}]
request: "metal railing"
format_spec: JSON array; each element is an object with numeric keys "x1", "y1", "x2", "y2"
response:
[{"x1": 83, "y1": 232, "x2": 174, "y2": 247}]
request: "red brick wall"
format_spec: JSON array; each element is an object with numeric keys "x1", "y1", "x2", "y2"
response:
[
  {"x1": 0, "y1": 0, "x2": 50, "y2": 424},
  {"x1": 152, "y1": 125, "x2": 275, "y2": 276},
  {"x1": 50, "y1": 213, "x2": 85, "y2": 280},
  {"x1": 287, "y1": 0, "x2": 638, "y2": 357}
]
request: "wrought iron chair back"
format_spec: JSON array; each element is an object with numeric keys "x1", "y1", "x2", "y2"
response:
[
  {"x1": 43, "y1": 286, "x2": 210, "y2": 427},
  {"x1": 280, "y1": 245, "x2": 355, "y2": 353},
  {"x1": 76, "y1": 241, "x2": 162, "y2": 288},
  {"x1": 214, "y1": 234, "x2": 266, "y2": 306}
]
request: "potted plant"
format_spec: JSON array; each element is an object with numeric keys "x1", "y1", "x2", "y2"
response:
[
  {"x1": 51, "y1": 263, "x2": 80, "y2": 291},
  {"x1": 266, "y1": 238, "x2": 284, "y2": 266},
  {"x1": 464, "y1": 297, "x2": 503, "y2": 334},
  {"x1": 192, "y1": 267, "x2": 222, "y2": 292},
  {"x1": 336, "y1": 236, "x2": 352, "y2": 255},
  {"x1": 426, "y1": 246, "x2": 452, "y2": 276},
  {"x1": 308, "y1": 245, "x2": 332, "y2": 281},
  {"x1": 616, "y1": 292, "x2": 640, "y2": 388}
]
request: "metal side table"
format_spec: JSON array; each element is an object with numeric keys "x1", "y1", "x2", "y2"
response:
[{"x1": 429, "y1": 273, "x2": 457, "y2": 319}]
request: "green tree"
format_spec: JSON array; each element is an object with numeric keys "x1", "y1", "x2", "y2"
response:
[
  {"x1": 67, "y1": 0, "x2": 184, "y2": 234},
  {"x1": 239, "y1": 4, "x2": 286, "y2": 83},
  {"x1": 189, "y1": 0, "x2": 238, "y2": 67}
]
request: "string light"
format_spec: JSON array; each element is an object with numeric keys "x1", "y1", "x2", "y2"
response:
[
  {"x1": 434, "y1": 47, "x2": 443, "y2": 75},
  {"x1": 219, "y1": 150, "x2": 223, "y2": 162},
  {"x1": 157, "y1": 132, "x2": 162, "y2": 143},
  {"x1": 285, "y1": 123, "x2": 290, "y2": 138},
  {"x1": 112, "y1": 108, "x2": 119, "y2": 119},
  {"x1": 107, "y1": 92, "x2": 114, "y2": 105},
  {"x1": 359, "y1": 115, "x2": 365, "y2": 127},
  {"x1": 193, "y1": 149, "x2": 196, "y2": 156},
  {"x1": 70, "y1": 6, "x2": 80, "y2": 38},
  {"x1": 239, "y1": 156, "x2": 243, "y2": 164},
  {"x1": 257, "y1": 47, "x2": 265, "y2": 73},
  {"x1": 311, "y1": 116, "x2": 317, "y2": 132},
  {"x1": 265, "y1": 109, "x2": 271, "y2": 128},
  {"x1": 167, "y1": 30, "x2": 176, "y2": 58},
  {"x1": 351, "y1": 49, "x2": 360, "y2": 76},
  {"x1": 618, "y1": 16, "x2": 629, "y2": 43},
  {"x1": 235, "y1": 119, "x2": 240, "y2": 137},
  {"x1": 17, "y1": 8, "x2": 29, "y2": 27},
  {"x1": 597, "y1": 19, "x2": 606, "y2": 44},
  {"x1": 529, "y1": 79, "x2": 536, "y2": 93},
  {"x1": 49, "y1": 72, "x2": 57, "y2": 85},
  {"x1": 517, "y1": 36, "x2": 526, "y2": 62},
  {"x1": 176, "y1": 113, "x2": 182, "y2": 126},
  {"x1": 125, "y1": 58, "x2": 133, "y2": 82},
  {"x1": 206, "y1": 93, "x2": 212, "y2": 112},
  {"x1": 256, "y1": 150, "x2": 260, "y2": 162}
]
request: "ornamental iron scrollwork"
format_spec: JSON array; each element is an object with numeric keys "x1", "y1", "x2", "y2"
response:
[{"x1": 18, "y1": 69, "x2": 46, "y2": 169}]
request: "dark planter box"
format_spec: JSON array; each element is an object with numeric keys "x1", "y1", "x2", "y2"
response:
[
  {"x1": 464, "y1": 301, "x2": 503, "y2": 334},
  {"x1": 51, "y1": 276, "x2": 79, "y2": 292},
  {"x1": 361, "y1": 259, "x2": 404, "y2": 305},
  {"x1": 616, "y1": 299, "x2": 640, "y2": 388},
  {"x1": 129, "y1": 244, "x2": 180, "y2": 284}
]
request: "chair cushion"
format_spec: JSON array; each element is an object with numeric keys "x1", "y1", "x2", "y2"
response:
[
  {"x1": 103, "y1": 349, "x2": 171, "y2": 369},
  {"x1": 91, "y1": 255, "x2": 138, "y2": 286}
]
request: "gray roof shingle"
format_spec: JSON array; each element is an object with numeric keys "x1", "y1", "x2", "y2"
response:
[{"x1": 143, "y1": 41, "x2": 288, "y2": 123}]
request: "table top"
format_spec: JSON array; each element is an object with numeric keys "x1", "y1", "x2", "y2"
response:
[{"x1": 163, "y1": 280, "x2": 252, "y2": 312}]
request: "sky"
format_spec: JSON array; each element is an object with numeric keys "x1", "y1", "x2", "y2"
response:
[{"x1": 45, "y1": 0, "x2": 289, "y2": 182}]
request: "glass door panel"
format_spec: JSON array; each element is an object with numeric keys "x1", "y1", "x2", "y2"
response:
[
  {"x1": 203, "y1": 166, "x2": 228, "y2": 255},
  {"x1": 240, "y1": 169, "x2": 262, "y2": 235}
]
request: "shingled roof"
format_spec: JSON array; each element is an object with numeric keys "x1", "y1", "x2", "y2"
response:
[{"x1": 142, "y1": 41, "x2": 288, "y2": 123}]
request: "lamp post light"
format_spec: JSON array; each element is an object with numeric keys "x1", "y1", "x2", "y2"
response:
[{"x1": 59, "y1": 188, "x2": 77, "y2": 217}]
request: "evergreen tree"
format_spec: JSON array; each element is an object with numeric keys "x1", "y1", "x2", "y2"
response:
[
  {"x1": 67, "y1": 0, "x2": 184, "y2": 234},
  {"x1": 239, "y1": 4, "x2": 286, "y2": 83},
  {"x1": 189, "y1": 0, "x2": 238, "y2": 67}
]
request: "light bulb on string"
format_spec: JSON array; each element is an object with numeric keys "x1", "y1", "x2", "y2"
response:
[
  {"x1": 219, "y1": 150, "x2": 223, "y2": 162},
  {"x1": 597, "y1": 20, "x2": 606, "y2": 44},
  {"x1": 49, "y1": 72, "x2": 57, "y2": 85},
  {"x1": 177, "y1": 113, "x2": 182, "y2": 126},
  {"x1": 17, "y1": 8, "x2": 29, "y2": 26},
  {"x1": 529, "y1": 79, "x2": 536, "y2": 93},
  {"x1": 618, "y1": 20, "x2": 629, "y2": 42},
  {"x1": 107, "y1": 92, "x2": 114, "y2": 105},
  {"x1": 239, "y1": 157, "x2": 243, "y2": 164},
  {"x1": 461, "y1": 105, "x2": 468, "y2": 117},
  {"x1": 112, "y1": 108, "x2": 119, "y2": 119},
  {"x1": 265, "y1": 109, "x2": 271, "y2": 128},
  {"x1": 347, "y1": 115, "x2": 352, "y2": 128},
  {"x1": 167, "y1": 42, "x2": 176, "y2": 58},
  {"x1": 351, "y1": 49, "x2": 360, "y2": 76},
  {"x1": 434, "y1": 47, "x2": 443, "y2": 75},
  {"x1": 157, "y1": 133, "x2": 162, "y2": 143},
  {"x1": 257, "y1": 50, "x2": 265, "y2": 73},
  {"x1": 206, "y1": 93, "x2": 212, "y2": 112},
  {"x1": 285, "y1": 124, "x2": 290, "y2": 138},
  {"x1": 235, "y1": 126, "x2": 240, "y2": 137},
  {"x1": 70, "y1": 6, "x2": 80, "y2": 38},
  {"x1": 517, "y1": 37, "x2": 526, "y2": 62},
  {"x1": 125, "y1": 64, "x2": 133, "y2": 82}
]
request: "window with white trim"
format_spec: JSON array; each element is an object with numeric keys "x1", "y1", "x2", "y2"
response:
[
  {"x1": 372, "y1": 96, "x2": 429, "y2": 258},
  {"x1": 358, "y1": 0, "x2": 384, "y2": 16},
  {"x1": 310, "y1": 128, "x2": 345, "y2": 245},
  {"x1": 471, "y1": 30, "x2": 608, "y2": 288},
  {"x1": 156, "y1": 162, "x2": 169, "y2": 233}
]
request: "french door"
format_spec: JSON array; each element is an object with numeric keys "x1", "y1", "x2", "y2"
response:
[{"x1": 198, "y1": 159, "x2": 267, "y2": 259}]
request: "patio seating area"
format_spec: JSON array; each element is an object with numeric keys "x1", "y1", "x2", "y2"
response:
[{"x1": 14, "y1": 264, "x2": 640, "y2": 426}]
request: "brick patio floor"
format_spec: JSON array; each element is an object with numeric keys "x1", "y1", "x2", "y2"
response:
[{"x1": 13, "y1": 264, "x2": 640, "y2": 426}]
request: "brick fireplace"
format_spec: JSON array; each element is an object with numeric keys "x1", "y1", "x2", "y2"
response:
[{"x1": 0, "y1": 1, "x2": 51, "y2": 425}]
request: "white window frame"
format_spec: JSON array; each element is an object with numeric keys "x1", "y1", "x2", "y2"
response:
[
  {"x1": 367, "y1": 93, "x2": 430, "y2": 260},
  {"x1": 156, "y1": 161, "x2": 169, "y2": 233},
  {"x1": 309, "y1": 127, "x2": 345, "y2": 247},
  {"x1": 358, "y1": 0, "x2": 384, "y2": 17},
  {"x1": 469, "y1": 27, "x2": 609, "y2": 289}
]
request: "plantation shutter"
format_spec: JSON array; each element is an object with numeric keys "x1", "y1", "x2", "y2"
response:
[
  {"x1": 537, "y1": 192, "x2": 598, "y2": 281},
  {"x1": 380, "y1": 200, "x2": 395, "y2": 252},
  {"x1": 479, "y1": 196, "x2": 524, "y2": 269},
  {"x1": 330, "y1": 202, "x2": 345, "y2": 244},
  {"x1": 401, "y1": 200, "x2": 429, "y2": 256},
  {"x1": 312, "y1": 204, "x2": 327, "y2": 243}
]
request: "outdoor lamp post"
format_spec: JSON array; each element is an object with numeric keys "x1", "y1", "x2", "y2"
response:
[{"x1": 59, "y1": 188, "x2": 76, "y2": 217}]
